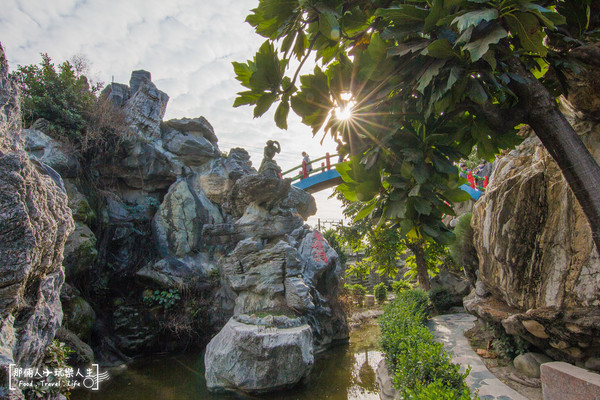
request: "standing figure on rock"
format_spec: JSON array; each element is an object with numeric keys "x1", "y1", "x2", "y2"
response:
[{"x1": 258, "y1": 140, "x2": 282, "y2": 178}]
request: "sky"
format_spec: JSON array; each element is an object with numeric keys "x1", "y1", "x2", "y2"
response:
[{"x1": 0, "y1": 0, "x2": 344, "y2": 227}]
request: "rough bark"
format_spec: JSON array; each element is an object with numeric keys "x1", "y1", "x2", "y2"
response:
[
  {"x1": 408, "y1": 240, "x2": 430, "y2": 291},
  {"x1": 507, "y1": 58, "x2": 600, "y2": 252}
]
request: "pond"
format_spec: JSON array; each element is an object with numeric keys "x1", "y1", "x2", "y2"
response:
[{"x1": 72, "y1": 323, "x2": 382, "y2": 400}]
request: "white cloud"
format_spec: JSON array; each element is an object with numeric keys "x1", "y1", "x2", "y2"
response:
[{"x1": 0, "y1": 0, "x2": 345, "y2": 225}]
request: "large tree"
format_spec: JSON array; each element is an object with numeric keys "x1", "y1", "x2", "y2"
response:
[{"x1": 234, "y1": 0, "x2": 600, "y2": 250}]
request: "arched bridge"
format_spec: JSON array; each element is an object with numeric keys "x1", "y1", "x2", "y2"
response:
[{"x1": 282, "y1": 153, "x2": 486, "y2": 201}]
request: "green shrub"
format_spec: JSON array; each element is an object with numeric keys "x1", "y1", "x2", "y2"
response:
[
  {"x1": 449, "y1": 212, "x2": 478, "y2": 283},
  {"x1": 345, "y1": 283, "x2": 367, "y2": 307},
  {"x1": 323, "y1": 229, "x2": 347, "y2": 267},
  {"x1": 379, "y1": 289, "x2": 474, "y2": 398},
  {"x1": 143, "y1": 289, "x2": 181, "y2": 311},
  {"x1": 391, "y1": 280, "x2": 412, "y2": 294},
  {"x1": 428, "y1": 286, "x2": 453, "y2": 313},
  {"x1": 373, "y1": 282, "x2": 388, "y2": 304}
]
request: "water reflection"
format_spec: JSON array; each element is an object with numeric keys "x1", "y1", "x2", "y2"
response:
[{"x1": 72, "y1": 324, "x2": 381, "y2": 400}]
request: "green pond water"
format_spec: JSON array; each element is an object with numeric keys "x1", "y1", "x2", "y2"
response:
[{"x1": 72, "y1": 323, "x2": 382, "y2": 400}]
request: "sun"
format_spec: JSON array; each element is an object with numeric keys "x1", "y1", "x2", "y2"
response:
[{"x1": 334, "y1": 92, "x2": 355, "y2": 121}]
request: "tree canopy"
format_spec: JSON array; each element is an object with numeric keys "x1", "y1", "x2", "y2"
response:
[{"x1": 234, "y1": 0, "x2": 600, "y2": 249}]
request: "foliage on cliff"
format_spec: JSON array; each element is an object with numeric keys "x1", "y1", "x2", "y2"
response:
[{"x1": 11, "y1": 54, "x2": 127, "y2": 157}]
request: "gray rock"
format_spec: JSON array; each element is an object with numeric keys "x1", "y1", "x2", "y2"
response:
[
  {"x1": 62, "y1": 295, "x2": 96, "y2": 342},
  {"x1": 224, "y1": 147, "x2": 255, "y2": 181},
  {"x1": 101, "y1": 82, "x2": 131, "y2": 107},
  {"x1": 376, "y1": 359, "x2": 400, "y2": 400},
  {"x1": 430, "y1": 270, "x2": 471, "y2": 305},
  {"x1": 191, "y1": 161, "x2": 232, "y2": 205},
  {"x1": 153, "y1": 179, "x2": 223, "y2": 258},
  {"x1": 162, "y1": 125, "x2": 219, "y2": 166},
  {"x1": 112, "y1": 305, "x2": 158, "y2": 354},
  {"x1": 223, "y1": 174, "x2": 291, "y2": 217},
  {"x1": 162, "y1": 117, "x2": 218, "y2": 145},
  {"x1": 63, "y1": 222, "x2": 98, "y2": 279},
  {"x1": 514, "y1": 352, "x2": 553, "y2": 378},
  {"x1": 136, "y1": 257, "x2": 212, "y2": 289},
  {"x1": 281, "y1": 186, "x2": 317, "y2": 220},
  {"x1": 125, "y1": 71, "x2": 169, "y2": 138},
  {"x1": 0, "y1": 43, "x2": 74, "y2": 399},
  {"x1": 204, "y1": 318, "x2": 314, "y2": 394},
  {"x1": 22, "y1": 126, "x2": 80, "y2": 178},
  {"x1": 54, "y1": 327, "x2": 94, "y2": 366}
]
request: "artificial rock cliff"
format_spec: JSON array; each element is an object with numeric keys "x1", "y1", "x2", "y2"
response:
[
  {"x1": 4, "y1": 51, "x2": 347, "y2": 395},
  {"x1": 0, "y1": 44, "x2": 74, "y2": 399},
  {"x1": 468, "y1": 65, "x2": 600, "y2": 369}
]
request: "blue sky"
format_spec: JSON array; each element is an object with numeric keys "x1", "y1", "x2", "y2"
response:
[{"x1": 0, "y1": 0, "x2": 344, "y2": 224}]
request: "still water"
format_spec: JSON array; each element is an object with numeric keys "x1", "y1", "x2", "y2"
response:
[{"x1": 72, "y1": 323, "x2": 382, "y2": 400}]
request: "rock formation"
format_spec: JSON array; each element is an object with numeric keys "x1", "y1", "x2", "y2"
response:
[
  {"x1": 0, "y1": 44, "x2": 74, "y2": 399},
  {"x1": 7, "y1": 55, "x2": 347, "y2": 394},
  {"x1": 468, "y1": 63, "x2": 600, "y2": 368}
]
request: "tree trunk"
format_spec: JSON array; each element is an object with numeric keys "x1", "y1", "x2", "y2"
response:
[
  {"x1": 408, "y1": 240, "x2": 430, "y2": 290},
  {"x1": 508, "y1": 58, "x2": 600, "y2": 252}
]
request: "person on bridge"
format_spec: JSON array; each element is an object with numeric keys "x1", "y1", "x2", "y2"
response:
[
  {"x1": 336, "y1": 139, "x2": 346, "y2": 163},
  {"x1": 302, "y1": 151, "x2": 313, "y2": 174}
]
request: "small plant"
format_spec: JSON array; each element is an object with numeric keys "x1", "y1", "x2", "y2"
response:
[
  {"x1": 208, "y1": 268, "x2": 221, "y2": 285},
  {"x1": 344, "y1": 283, "x2": 367, "y2": 307},
  {"x1": 428, "y1": 286, "x2": 454, "y2": 313},
  {"x1": 144, "y1": 289, "x2": 181, "y2": 311},
  {"x1": 373, "y1": 282, "x2": 388, "y2": 304},
  {"x1": 24, "y1": 340, "x2": 74, "y2": 399},
  {"x1": 487, "y1": 323, "x2": 531, "y2": 359},
  {"x1": 391, "y1": 280, "x2": 412, "y2": 294}
]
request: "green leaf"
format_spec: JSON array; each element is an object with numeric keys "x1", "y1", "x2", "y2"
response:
[
  {"x1": 443, "y1": 187, "x2": 471, "y2": 202},
  {"x1": 319, "y1": 10, "x2": 341, "y2": 41},
  {"x1": 274, "y1": 100, "x2": 289, "y2": 129},
  {"x1": 233, "y1": 91, "x2": 260, "y2": 107},
  {"x1": 467, "y1": 79, "x2": 488, "y2": 104},
  {"x1": 462, "y1": 25, "x2": 508, "y2": 62},
  {"x1": 254, "y1": 92, "x2": 277, "y2": 118},
  {"x1": 423, "y1": 39, "x2": 457, "y2": 59},
  {"x1": 505, "y1": 12, "x2": 547, "y2": 56},
  {"x1": 375, "y1": 5, "x2": 429, "y2": 23},
  {"x1": 452, "y1": 9, "x2": 498, "y2": 31},
  {"x1": 417, "y1": 59, "x2": 446, "y2": 93},
  {"x1": 354, "y1": 202, "x2": 376, "y2": 221}
]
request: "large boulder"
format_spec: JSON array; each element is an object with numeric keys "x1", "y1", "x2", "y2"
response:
[
  {"x1": 469, "y1": 124, "x2": 600, "y2": 365},
  {"x1": 0, "y1": 43, "x2": 74, "y2": 399},
  {"x1": 22, "y1": 125, "x2": 80, "y2": 178},
  {"x1": 204, "y1": 318, "x2": 314, "y2": 394}
]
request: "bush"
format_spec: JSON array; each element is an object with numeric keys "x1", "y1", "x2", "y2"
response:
[
  {"x1": 345, "y1": 283, "x2": 367, "y2": 307},
  {"x1": 428, "y1": 286, "x2": 453, "y2": 313},
  {"x1": 373, "y1": 282, "x2": 388, "y2": 304},
  {"x1": 323, "y1": 229, "x2": 347, "y2": 267},
  {"x1": 449, "y1": 212, "x2": 478, "y2": 283},
  {"x1": 379, "y1": 289, "x2": 474, "y2": 399},
  {"x1": 391, "y1": 280, "x2": 412, "y2": 294}
]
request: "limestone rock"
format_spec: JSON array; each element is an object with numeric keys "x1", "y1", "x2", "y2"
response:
[
  {"x1": 136, "y1": 257, "x2": 213, "y2": 289},
  {"x1": 470, "y1": 123, "x2": 600, "y2": 365},
  {"x1": 112, "y1": 305, "x2": 158, "y2": 354},
  {"x1": 161, "y1": 124, "x2": 219, "y2": 166},
  {"x1": 162, "y1": 117, "x2": 218, "y2": 145},
  {"x1": 204, "y1": 318, "x2": 314, "y2": 394},
  {"x1": 153, "y1": 179, "x2": 222, "y2": 258},
  {"x1": 281, "y1": 186, "x2": 317, "y2": 220},
  {"x1": 223, "y1": 174, "x2": 291, "y2": 217},
  {"x1": 191, "y1": 161, "x2": 232, "y2": 205},
  {"x1": 430, "y1": 270, "x2": 471, "y2": 306},
  {"x1": 223, "y1": 147, "x2": 255, "y2": 180},
  {"x1": 514, "y1": 352, "x2": 553, "y2": 378},
  {"x1": 62, "y1": 295, "x2": 96, "y2": 342},
  {"x1": 54, "y1": 327, "x2": 94, "y2": 366},
  {"x1": 63, "y1": 222, "x2": 98, "y2": 279},
  {"x1": 0, "y1": 43, "x2": 74, "y2": 398},
  {"x1": 64, "y1": 180, "x2": 95, "y2": 223},
  {"x1": 23, "y1": 126, "x2": 80, "y2": 178},
  {"x1": 125, "y1": 70, "x2": 169, "y2": 138}
]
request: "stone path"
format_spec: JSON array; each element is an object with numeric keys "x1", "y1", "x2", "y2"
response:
[{"x1": 428, "y1": 313, "x2": 528, "y2": 400}]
